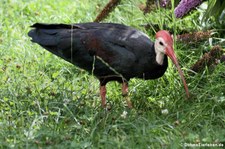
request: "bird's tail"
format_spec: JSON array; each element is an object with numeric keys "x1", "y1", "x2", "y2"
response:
[
  {"x1": 28, "y1": 23, "x2": 82, "y2": 58},
  {"x1": 28, "y1": 23, "x2": 77, "y2": 47}
]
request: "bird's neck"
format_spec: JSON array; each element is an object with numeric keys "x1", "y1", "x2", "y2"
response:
[{"x1": 155, "y1": 49, "x2": 165, "y2": 65}]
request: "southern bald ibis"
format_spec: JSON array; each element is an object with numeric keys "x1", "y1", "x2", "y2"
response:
[{"x1": 28, "y1": 22, "x2": 189, "y2": 108}]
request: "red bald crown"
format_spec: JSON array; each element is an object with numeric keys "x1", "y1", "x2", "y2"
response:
[{"x1": 156, "y1": 30, "x2": 173, "y2": 46}]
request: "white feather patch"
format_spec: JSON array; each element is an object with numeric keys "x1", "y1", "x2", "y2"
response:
[
  {"x1": 130, "y1": 31, "x2": 149, "y2": 39},
  {"x1": 156, "y1": 51, "x2": 165, "y2": 65}
]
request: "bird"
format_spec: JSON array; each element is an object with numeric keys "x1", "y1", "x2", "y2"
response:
[{"x1": 28, "y1": 22, "x2": 189, "y2": 108}]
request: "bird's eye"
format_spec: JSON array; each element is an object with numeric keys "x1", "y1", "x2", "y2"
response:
[{"x1": 159, "y1": 41, "x2": 164, "y2": 46}]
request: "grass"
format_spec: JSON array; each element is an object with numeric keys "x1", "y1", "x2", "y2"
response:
[{"x1": 0, "y1": 0, "x2": 225, "y2": 148}]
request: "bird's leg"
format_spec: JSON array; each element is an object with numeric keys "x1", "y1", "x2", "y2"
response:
[
  {"x1": 122, "y1": 82, "x2": 128, "y2": 96},
  {"x1": 122, "y1": 82, "x2": 132, "y2": 108},
  {"x1": 100, "y1": 85, "x2": 107, "y2": 108}
]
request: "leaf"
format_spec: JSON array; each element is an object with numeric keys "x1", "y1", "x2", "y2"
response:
[
  {"x1": 202, "y1": 0, "x2": 225, "y2": 23},
  {"x1": 52, "y1": 71, "x2": 59, "y2": 79}
]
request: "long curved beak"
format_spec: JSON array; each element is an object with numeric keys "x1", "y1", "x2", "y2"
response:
[{"x1": 166, "y1": 46, "x2": 190, "y2": 98}]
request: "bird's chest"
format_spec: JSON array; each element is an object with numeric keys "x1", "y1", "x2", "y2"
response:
[{"x1": 136, "y1": 54, "x2": 168, "y2": 79}]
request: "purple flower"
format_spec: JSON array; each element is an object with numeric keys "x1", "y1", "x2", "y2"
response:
[{"x1": 175, "y1": 0, "x2": 202, "y2": 18}]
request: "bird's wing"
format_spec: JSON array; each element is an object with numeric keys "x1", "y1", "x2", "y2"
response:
[
  {"x1": 75, "y1": 23, "x2": 155, "y2": 78},
  {"x1": 28, "y1": 23, "x2": 154, "y2": 79}
]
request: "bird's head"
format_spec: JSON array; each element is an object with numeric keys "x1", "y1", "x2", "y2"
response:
[{"x1": 155, "y1": 30, "x2": 190, "y2": 98}]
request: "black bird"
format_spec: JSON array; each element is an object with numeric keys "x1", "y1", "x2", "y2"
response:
[{"x1": 28, "y1": 22, "x2": 189, "y2": 108}]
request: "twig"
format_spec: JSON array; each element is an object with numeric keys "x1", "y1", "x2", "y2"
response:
[
  {"x1": 94, "y1": 0, "x2": 121, "y2": 22},
  {"x1": 143, "y1": 0, "x2": 156, "y2": 15},
  {"x1": 177, "y1": 31, "x2": 212, "y2": 44},
  {"x1": 190, "y1": 45, "x2": 224, "y2": 75}
]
